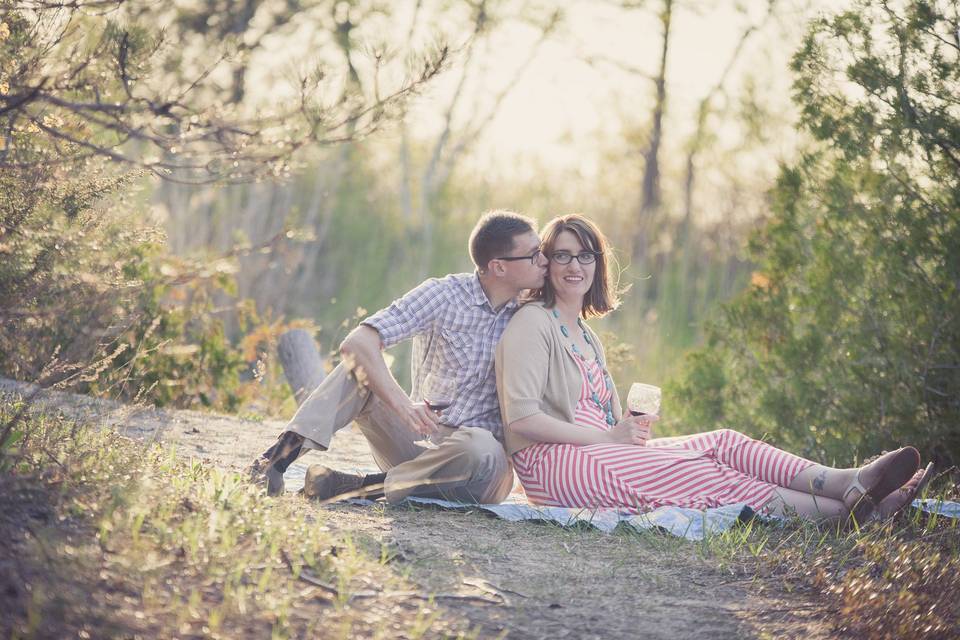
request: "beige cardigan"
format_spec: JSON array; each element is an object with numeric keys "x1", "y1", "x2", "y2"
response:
[{"x1": 495, "y1": 301, "x2": 623, "y2": 455}]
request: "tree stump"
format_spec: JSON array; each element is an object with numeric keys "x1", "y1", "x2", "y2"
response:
[{"x1": 277, "y1": 329, "x2": 326, "y2": 405}]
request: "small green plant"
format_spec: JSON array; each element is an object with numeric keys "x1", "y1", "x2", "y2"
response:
[{"x1": 0, "y1": 397, "x2": 462, "y2": 638}]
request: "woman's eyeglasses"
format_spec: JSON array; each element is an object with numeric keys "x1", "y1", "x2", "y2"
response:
[{"x1": 548, "y1": 251, "x2": 600, "y2": 265}]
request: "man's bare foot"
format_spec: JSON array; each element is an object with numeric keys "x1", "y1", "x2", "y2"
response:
[{"x1": 872, "y1": 462, "x2": 935, "y2": 521}]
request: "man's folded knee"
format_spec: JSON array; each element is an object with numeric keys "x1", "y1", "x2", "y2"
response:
[
  {"x1": 445, "y1": 428, "x2": 507, "y2": 473},
  {"x1": 449, "y1": 428, "x2": 504, "y2": 455}
]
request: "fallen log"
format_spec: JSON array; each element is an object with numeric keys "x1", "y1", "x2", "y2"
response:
[{"x1": 276, "y1": 328, "x2": 326, "y2": 405}]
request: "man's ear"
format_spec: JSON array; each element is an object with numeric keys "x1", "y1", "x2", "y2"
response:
[{"x1": 486, "y1": 259, "x2": 505, "y2": 276}]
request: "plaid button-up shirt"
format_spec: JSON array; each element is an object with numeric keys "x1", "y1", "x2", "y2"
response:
[{"x1": 362, "y1": 272, "x2": 519, "y2": 440}]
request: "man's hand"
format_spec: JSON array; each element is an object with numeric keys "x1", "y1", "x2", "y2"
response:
[
  {"x1": 398, "y1": 400, "x2": 441, "y2": 437},
  {"x1": 605, "y1": 414, "x2": 657, "y2": 446},
  {"x1": 341, "y1": 326, "x2": 441, "y2": 439}
]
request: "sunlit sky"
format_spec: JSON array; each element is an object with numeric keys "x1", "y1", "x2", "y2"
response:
[
  {"x1": 240, "y1": 0, "x2": 835, "y2": 196},
  {"x1": 394, "y1": 0, "x2": 827, "y2": 177}
]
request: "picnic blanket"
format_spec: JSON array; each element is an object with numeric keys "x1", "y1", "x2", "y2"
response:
[{"x1": 283, "y1": 463, "x2": 960, "y2": 542}]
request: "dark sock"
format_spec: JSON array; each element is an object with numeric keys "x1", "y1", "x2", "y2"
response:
[
  {"x1": 356, "y1": 472, "x2": 387, "y2": 500},
  {"x1": 264, "y1": 431, "x2": 305, "y2": 474},
  {"x1": 362, "y1": 472, "x2": 387, "y2": 487}
]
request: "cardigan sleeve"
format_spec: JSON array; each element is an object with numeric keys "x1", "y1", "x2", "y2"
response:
[{"x1": 495, "y1": 305, "x2": 552, "y2": 425}]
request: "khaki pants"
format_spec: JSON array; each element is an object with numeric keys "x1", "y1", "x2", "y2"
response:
[{"x1": 286, "y1": 362, "x2": 514, "y2": 504}]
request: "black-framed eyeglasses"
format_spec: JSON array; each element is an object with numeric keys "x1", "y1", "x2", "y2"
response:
[
  {"x1": 549, "y1": 251, "x2": 600, "y2": 265},
  {"x1": 495, "y1": 248, "x2": 543, "y2": 265}
]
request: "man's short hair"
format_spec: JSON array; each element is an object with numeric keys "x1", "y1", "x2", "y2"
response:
[{"x1": 469, "y1": 210, "x2": 536, "y2": 273}]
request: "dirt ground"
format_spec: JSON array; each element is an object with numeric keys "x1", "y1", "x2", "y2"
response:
[{"x1": 2, "y1": 379, "x2": 832, "y2": 639}]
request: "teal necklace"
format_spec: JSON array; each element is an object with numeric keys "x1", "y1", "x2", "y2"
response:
[{"x1": 552, "y1": 309, "x2": 616, "y2": 426}]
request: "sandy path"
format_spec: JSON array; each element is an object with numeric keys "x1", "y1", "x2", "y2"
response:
[{"x1": 2, "y1": 379, "x2": 831, "y2": 639}]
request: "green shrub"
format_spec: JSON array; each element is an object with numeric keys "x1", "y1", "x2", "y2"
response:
[
  {"x1": 670, "y1": 0, "x2": 959, "y2": 465},
  {"x1": 0, "y1": 160, "x2": 295, "y2": 412}
]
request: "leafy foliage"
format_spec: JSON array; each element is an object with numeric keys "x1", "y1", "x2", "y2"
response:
[
  {"x1": 670, "y1": 0, "x2": 960, "y2": 464},
  {"x1": 0, "y1": 159, "x2": 282, "y2": 410}
]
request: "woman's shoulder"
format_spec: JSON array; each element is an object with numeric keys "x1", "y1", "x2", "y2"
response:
[
  {"x1": 511, "y1": 301, "x2": 554, "y2": 324},
  {"x1": 503, "y1": 301, "x2": 553, "y2": 339}
]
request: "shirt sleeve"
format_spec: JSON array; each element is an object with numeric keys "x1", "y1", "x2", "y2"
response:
[
  {"x1": 496, "y1": 307, "x2": 552, "y2": 425},
  {"x1": 361, "y1": 277, "x2": 448, "y2": 348}
]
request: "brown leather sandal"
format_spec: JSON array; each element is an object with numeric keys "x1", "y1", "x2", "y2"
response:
[
  {"x1": 871, "y1": 461, "x2": 935, "y2": 521},
  {"x1": 842, "y1": 446, "x2": 921, "y2": 527}
]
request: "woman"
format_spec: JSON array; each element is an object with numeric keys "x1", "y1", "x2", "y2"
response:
[{"x1": 495, "y1": 214, "x2": 930, "y2": 523}]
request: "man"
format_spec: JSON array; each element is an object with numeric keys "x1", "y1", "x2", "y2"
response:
[{"x1": 249, "y1": 210, "x2": 548, "y2": 504}]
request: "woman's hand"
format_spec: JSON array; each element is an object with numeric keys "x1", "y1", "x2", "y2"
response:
[{"x1": 605, "y1": 414, "x2": 657, "y2": 446}]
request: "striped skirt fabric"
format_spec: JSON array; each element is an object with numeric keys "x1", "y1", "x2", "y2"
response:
[{"x1": 512, "y1": 358, "x2": 813, "y2": 512}]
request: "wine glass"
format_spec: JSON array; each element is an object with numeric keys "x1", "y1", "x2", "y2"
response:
[
  {"x1": 627, "y1": 383, "x2": 661, "y2": 417},
  {"x1": 418, "y1": 373, "x2": 456, "y2": 448},
  {"x1": 423, "y1": 372, "x2": 456, "y2": 413}
]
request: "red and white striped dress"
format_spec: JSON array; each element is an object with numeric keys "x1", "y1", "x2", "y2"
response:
[{"x1": 512, "y1": 355, "x2": 813, "y2": 513}]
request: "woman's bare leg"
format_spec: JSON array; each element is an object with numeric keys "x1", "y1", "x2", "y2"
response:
[
  {"x1": 788, "y1": 451, "x2": 920, "y2": 501},
  {"x1": 761, "y1": 487, "x2": 848, "y2": 523},
  {"x1": 788, "y1": 449, "x2": 921, "y2": 523},
  {"x1": 788, "y1": 464, "x2": 857, "y2": 499}
]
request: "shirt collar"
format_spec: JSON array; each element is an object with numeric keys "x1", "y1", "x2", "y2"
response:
[{"x1": 469, "y1": 272, "x2": 518, "y2": 311}]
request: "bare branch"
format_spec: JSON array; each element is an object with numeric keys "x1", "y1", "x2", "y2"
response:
[
  {"x1": 438, "y1": 9, "x2": 561, "y2": 188},
  {"x1": 681, "y1": 0, "x2": 779, "y2": 234},
  {"x1": 1, "y1": 1, "x2": 451, "y2": 183},
  {"x1": 422, "y1": 2, "x2": 488, "y2": 197},
  {"x1": 579, "y1": 51, "x2": 657, "y2": 82}
]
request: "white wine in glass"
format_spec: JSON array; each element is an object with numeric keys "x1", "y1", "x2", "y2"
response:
[{"x1": 627, "y1": 383, "x2": 661, "y2": 417}]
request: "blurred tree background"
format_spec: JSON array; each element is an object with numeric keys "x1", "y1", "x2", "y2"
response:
[{"x1": 2, "y1": 0, "x2": 955, "y2": 464}]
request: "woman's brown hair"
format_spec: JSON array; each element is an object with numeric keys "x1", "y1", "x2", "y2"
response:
[{"x1": 533, "y1": 214, "x2": 623, "y2": 318}]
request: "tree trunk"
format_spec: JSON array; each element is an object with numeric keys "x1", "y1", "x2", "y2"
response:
[
  {"x1": 277, "y1": 329, "x2": 326, "y2": 405},
  {"x1": 634, "y1": 0, "x2": 673, "y2": 262}
]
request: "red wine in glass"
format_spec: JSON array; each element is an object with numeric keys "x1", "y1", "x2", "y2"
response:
[{"x1": 422, "y1": 373, "x2": 455, "y2": 415}]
